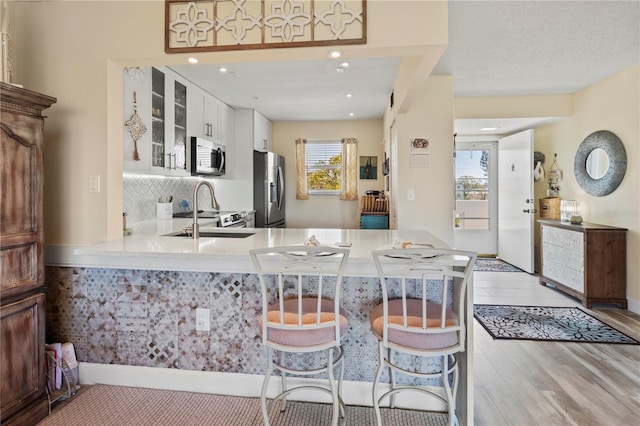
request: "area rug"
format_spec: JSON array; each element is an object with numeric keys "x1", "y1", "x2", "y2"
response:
[
  {"x1": 474, "y1": 304, "x2": 640, "y2": 344},
  {"x1": 473, "y1": 258, "x2": 524, "y2": 272},
  {"x1": 37, "y1": 384, "x2": 448, "y2": 426}
]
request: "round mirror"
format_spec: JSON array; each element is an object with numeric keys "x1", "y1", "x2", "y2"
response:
[
  {"x1": 585, "y1": 148, "x2": 609, "y2": 179},
  {"x1": 574, "y1": 130, "x2": 626, "y2": 197}
]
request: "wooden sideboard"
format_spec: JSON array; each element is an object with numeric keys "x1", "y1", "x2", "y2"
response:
[
  {"x1": 538, "y1": 219, "x2": 627, "y2": 309},
  {"x1": 1, "y1": 82, "x2": 56, "y2": 425}
]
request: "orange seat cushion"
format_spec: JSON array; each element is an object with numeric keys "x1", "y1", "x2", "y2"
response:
[
  {"x1": 260, "y1": 297, "x2": 349, "y2": 347},
  {"x1": 370, "y1": 299, "x2": 459, "y2": 350}
]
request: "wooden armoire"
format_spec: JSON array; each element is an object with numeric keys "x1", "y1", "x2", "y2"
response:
[{"x1": 1, "y1": 82, "x2": 56, "y2": 425}]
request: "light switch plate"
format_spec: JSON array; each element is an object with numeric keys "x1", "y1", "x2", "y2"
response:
[
  {"x1": 408, "y1": 188, "x2": 415, "y2": 201},
  {"x1": 88, "y1": 175, "x2": 101, "y2": 193}
]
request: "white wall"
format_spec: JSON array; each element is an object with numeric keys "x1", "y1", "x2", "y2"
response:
[
  {"x1": 393, "y1": 75, "x2": 455, "y2": 246},
  {"x1": 12, "y1": 0, "x2": 448, "y2": 245},
  {"x1": 534, "y1": 65, "x2": 640, "y2": 310},
  {"x1": 272, "y1": 119, "x2": 384, "y2": 229}
]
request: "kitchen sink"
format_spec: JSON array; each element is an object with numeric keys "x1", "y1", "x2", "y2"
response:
[{"x1": 164, "y1": 231, "x2": 255, "y2": 238}]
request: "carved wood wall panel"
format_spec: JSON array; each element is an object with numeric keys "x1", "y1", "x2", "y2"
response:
[{"x1": 165, "y1": 0, "x2": 366, "y2": 53}]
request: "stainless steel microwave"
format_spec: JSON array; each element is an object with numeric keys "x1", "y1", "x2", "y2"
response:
[{"x1": 189, "y1": 137, "x2": 225, "y2": 176}]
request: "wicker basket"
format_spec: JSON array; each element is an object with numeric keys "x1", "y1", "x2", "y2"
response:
[{"x1": 539, "y1": 197, "x2": 561, "y2": 219}]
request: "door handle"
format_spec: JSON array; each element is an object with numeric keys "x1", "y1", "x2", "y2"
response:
[
  {"x1": 276, "y1": 166, "x2": 284, "y2": 209},
  {"x1": 523, "y1": 209, "x2": 538, "y2": 214}
]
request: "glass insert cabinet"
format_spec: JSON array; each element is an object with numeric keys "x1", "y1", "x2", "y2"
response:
[{"x1": 151, "y1": 67, "x2": 165, "y2": 168}]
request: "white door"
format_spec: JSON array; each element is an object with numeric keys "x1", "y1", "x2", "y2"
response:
[
  {"x1": 498, "y1": 129, "x2": 535, "y2": 273},
  {"x1": 453, "y1": 140, "x2": 498, "y2": 255}
]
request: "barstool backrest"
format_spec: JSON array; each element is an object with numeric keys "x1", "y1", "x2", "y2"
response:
[
  {"x1": 250, "y1": 246, "x2": 350, "y2": 352},
  {"x1": 371, "y1": 248, "x2": 476, "y2": 355}
]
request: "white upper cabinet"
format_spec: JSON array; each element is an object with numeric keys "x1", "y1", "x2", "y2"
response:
[
  {"x1": 123, "y1": 67, "x2": 152, "y2": 173},
  {"x1": 259, "y1": 112, "x2": 272, "y2": 152},
  {"x1": 123, "y1": 66, "x2": 189, "y2": 176},
  {"x1": 253, "y1": 110, "x2": 272, "y2": 152},
  {"x1": 188, "y1": 84, "x2": 220, "y2": 142},
  {"x1": 124, "y1": 67, "x2": 237, "y2": 177},
  {"x1": 219, "y1": 101, "x2": 235, "y2": 178},
  {"x1": 236, "y1": 109, "x2": 272, "y2": 152}
]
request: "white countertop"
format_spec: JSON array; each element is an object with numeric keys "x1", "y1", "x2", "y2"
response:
[{"x1": 67, "y1": 219, "x2": 449, "y2": 276}]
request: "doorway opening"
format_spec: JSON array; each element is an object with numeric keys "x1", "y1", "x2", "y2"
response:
[{"x1": 453, "y1": 140, "x2": 498, "y2": 255}]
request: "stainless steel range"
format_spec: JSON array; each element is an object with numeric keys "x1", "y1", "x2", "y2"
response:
[
  {"x1": 218, "y1": 211, "x2": 247, "y2": 228},
  {"x1": 173, "y1": 210, "x2": 247, "y2": 228}
]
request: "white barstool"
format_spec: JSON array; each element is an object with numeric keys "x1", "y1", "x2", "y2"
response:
[
  {"x1": 370, "y1": 248, "x2": 476, "y2": 426},
  {"x1": 250, "y1": 245, "x2": 351, "y2": 426}
]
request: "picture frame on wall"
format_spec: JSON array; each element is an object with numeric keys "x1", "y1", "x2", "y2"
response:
[
  {"x1": 382, "y1": 152, "x2": 389, "y2": 176},
  {"x1": 410, "y1": 137, "x2": 430, "y2": 153},
  {"x1": 359, "y1": 156, "x2": 378, "y2": 179}
]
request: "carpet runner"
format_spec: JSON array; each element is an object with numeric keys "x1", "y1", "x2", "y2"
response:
[{"x1": 473, "y1": 258, "x2": 524, "y2": 272}]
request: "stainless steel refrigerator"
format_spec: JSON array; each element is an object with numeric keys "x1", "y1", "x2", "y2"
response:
[{"x1": 254, "y1": 151, "x2": 286, "y2": 227}]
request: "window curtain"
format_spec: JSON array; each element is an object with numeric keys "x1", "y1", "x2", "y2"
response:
[
  {"x1": 340, "y1": 138, "x2": 358, "y2": 200},
  {"x1": 295, "y1": 138, "x2": 309, "y2": 200}
]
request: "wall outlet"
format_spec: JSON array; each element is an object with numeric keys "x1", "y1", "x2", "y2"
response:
[
  {"x1": 407, "y1": 188, "x2": 415, "y2": 201},
  {"x1": 195, "y1": 308, "x2": 210, "y2": 331}
]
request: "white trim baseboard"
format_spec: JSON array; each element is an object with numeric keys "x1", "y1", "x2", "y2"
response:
[
  {"x1": 79, "y1": 362, "x2": 448, "y2": 412},
  {"x1": 627, "y1": 296, "x2": 640, "y2": 315}
]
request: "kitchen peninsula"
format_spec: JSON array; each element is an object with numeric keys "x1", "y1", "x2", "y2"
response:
[
  {"x1": 72, "y1": 219, "x2": 452, "y2": 275},
  {"x1": 45, "y1": 222, "x2": 473, "y2": 424}
]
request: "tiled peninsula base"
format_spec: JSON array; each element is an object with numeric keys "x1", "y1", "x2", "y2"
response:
[{"x1": 45, "y1": 266, "x2": 447, "y2": 386}]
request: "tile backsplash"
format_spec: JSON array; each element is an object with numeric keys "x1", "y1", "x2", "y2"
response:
[{"x1": 123, "y1": 175, "x2": 216, "y2": 223}]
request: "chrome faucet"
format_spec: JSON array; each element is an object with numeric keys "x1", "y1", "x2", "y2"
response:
[{"x1": 192, "y1": 181, "x2": 219, "y2": 239}]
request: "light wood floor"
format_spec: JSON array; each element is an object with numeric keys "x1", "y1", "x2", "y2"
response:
[{"x1": 473, "y1": 271, "x2": 640, "y2": 426}]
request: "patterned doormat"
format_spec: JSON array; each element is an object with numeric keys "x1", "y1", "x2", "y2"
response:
[
  {"x1": 473, "y1": 258, "x2": 524, "y2": 272},
  {"x1": 474, "y1": 305, "x2": 640, "y2": 344}
]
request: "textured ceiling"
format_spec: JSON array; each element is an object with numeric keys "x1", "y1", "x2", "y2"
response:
[
  {"x1": 171, "y1": 1, "x2": 639, "y2": 134},
  {"x1": 434, "y1": 0, "x2": 640, "y2": 97}
]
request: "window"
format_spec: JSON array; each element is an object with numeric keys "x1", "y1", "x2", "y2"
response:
[
  {"x1": 306, "y1": 141, "x2": 342, "y2": 194},
  {"x1": 295, "y1": 137, "x2": 358, "y2": 200}
]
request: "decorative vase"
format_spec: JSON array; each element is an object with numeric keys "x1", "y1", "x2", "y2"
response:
[{"x1": 570, "y1": 215, "x2": 583, "y2": 225}]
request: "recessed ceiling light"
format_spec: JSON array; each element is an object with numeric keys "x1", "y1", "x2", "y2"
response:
[
  {"x1": 346, "y1": 93, "x2": 353, "y2": 98},
  {"x1": 340, "y1": 61, "x2": 350, "y2": 67},
  {"x1": 219, "y1": 67, "x2": 228, "y2": 73},
  {"x1": 188, "y1": 57, "x2": 198, "y2": 64},
  {"x1": 349, "y1": 112, "x2": 354, "y2": 117},
  {"x1": 329, "y1": 50, "x2": 341, "y2": 59},
  {"x1": 480, "y1": 127, "x2": 499, "y2": 131}
]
